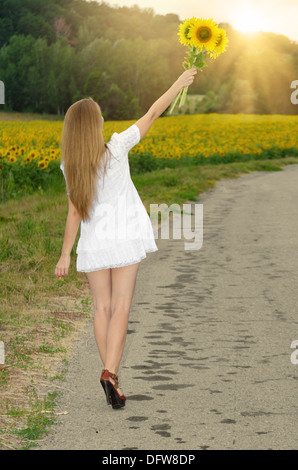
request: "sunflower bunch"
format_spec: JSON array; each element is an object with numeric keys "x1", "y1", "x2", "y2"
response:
[{"x1": 169, "y1": 17, "x2": 229, "y2": 114}]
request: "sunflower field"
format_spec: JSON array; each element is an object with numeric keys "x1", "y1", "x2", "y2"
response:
[{"x1": 0, "y1": 113, "x2": 297, "y2": 202}]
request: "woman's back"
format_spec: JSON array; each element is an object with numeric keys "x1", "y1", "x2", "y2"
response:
[{"x1": 60, "y1": 123, "x2": 158, "y2": 272}]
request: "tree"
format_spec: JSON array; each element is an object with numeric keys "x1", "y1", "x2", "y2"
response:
[
  {"x1": 83, "y1": 70, "x2": 109, "y2": 105},
  {"x1": 0, "y1": 18, "x2": 14, "y2": 48},
  {"x1": 104, "y1": 84, "x2": 141, "y2": 120},
  {"x1": 17, "y1": 12, "x2": 56, "y2": 44}
]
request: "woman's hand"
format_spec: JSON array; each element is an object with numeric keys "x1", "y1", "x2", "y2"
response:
[
  {"x1": 55, "y1": 253, "x2": 71, "y2": 279},
  {"x1": 176, "y1": 67, "x2": 198, "y2": 90}
]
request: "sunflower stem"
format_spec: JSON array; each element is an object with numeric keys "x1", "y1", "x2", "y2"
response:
[
  {"x1": 179, "y1": 86, "x2": 189, "y2": 108},
  {"x1": 169, "y1": 88, "x2": 183, "y2": 115}
]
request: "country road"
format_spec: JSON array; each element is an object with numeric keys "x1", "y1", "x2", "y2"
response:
[{"x1": 34, "y1": 164, "x2": 298, "y2": 450}]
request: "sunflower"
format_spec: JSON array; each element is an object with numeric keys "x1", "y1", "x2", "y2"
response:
[
  {"x1": 188, "y1": 18, "x2": 220, "y2": 51},
  {"x1": 178, "y1": 17, "x2": 197, "y2": 46},
  {"x1": 207, "y1": 29, "x2": 229, "y2": 58},
  {"x1": 38, "y1": 160, "x2": 48, "y2": 169}
]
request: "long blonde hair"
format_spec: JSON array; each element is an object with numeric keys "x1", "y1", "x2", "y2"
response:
[{"x1": 60, "y1": 97, "x2": 111, "y2": 222}]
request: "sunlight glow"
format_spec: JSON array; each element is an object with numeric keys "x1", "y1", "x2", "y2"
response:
[{"x1": 233, "y1": 5, "x2": 264, "y2": 33}]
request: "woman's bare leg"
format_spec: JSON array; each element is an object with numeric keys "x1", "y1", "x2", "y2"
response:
[
  {"x1": 104, "y1": 262, "x2": 140, "y2": 394},
  {"x1": 86, "y1": 268, "x2": 112, "y2": 365}
]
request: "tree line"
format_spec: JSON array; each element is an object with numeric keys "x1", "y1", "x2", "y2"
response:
[{"x1": 0, "y1": 0, "x2": 297, "y2": 118}]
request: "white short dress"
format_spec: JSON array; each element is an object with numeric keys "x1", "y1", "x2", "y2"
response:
[{"x1": 60, "y1": 124, "x2": 158, "y2": 272}]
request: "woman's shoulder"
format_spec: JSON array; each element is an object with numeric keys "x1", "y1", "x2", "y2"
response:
[
  {"x1": 106, "y1": 132, "x2": 122, "y2": 158},
  {"x1": 106, "y1": 130, "x2": 121, "y2": 146},
  {"x1": 106, "y1": 124, "x2": 140, "y2": 154}
]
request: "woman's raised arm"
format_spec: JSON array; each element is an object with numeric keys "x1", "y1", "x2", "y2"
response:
[{"x1": 135, "y1": 68, "x2": 197, "y2": 140}]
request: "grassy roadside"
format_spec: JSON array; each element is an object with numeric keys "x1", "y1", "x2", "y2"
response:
[
  {"x1": 132, "y1": 156, "x2": 298, "y2": 208},
  {"x1": 0, "y1": 154, "x2": 297, "y2": 449},
  {"x1": 0, "y1": 188, "x2": 93, "y2": 449}
]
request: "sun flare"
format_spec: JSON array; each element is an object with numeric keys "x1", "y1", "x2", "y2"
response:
[{"x1": 233, "y1": 7, "x2": 263, "y2": 33}]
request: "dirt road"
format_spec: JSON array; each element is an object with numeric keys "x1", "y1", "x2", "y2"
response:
[{"x1": 34, "y1": 164, "x2": 298, "y2": 450}]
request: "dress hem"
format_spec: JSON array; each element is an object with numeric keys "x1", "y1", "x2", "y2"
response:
[{"x1": 76, "y1": 248, "x2": 158, "y2": 272}]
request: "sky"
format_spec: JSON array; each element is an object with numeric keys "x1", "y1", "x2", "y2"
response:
[{"x1": 96, "y1": 0, "x2": 298, "y2": 43}]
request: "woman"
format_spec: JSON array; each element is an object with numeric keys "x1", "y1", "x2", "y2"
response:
[{"x1": 54, "y1": 67, "x2": 197, "y2": 409}]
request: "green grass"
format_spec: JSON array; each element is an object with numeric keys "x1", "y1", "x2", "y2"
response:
[
  {"x1": 0, "y1": 183, "x2": 93, "y2": 449},
  {"x1": 3, "y1": 389, "x2": 58, "y2": 450},
  {"x1": 132, "y1": 156, "x2": 297, "y2": 209}
]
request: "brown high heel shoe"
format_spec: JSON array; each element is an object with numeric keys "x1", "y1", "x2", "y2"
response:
[
  {"x1": 100, "y1": 369, "x2": 126, "y2": 409},
  {"x1": 100, "y1": 369, "x2": 112, "y2": 405}
]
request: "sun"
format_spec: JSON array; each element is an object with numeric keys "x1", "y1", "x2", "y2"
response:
[{"x1": 233, "y1": 6, "x2": 263, "y2": 33}]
